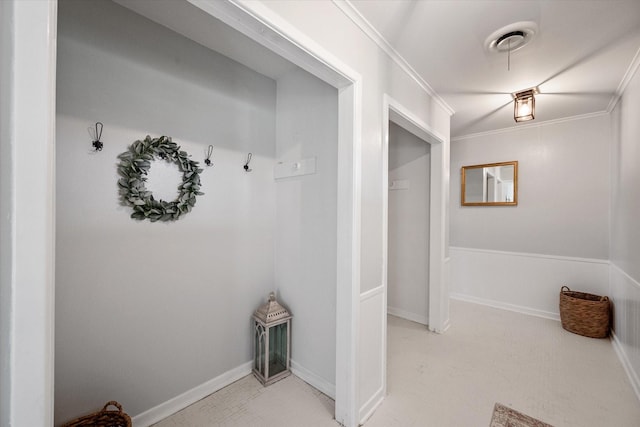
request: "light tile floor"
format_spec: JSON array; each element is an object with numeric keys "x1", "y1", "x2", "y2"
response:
[
  {"x1": 155, "y1": 300, "x2": 640, "y2": 426},
  {"x1": 153, "y1": 374, "x2": 334, "y2": 427}
]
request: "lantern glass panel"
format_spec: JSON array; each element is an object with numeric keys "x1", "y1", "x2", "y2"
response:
[
  {"x1": 514, "y1": 90, "x2": 535, "y2": 122},
  {"x1": 268, "y1": 323, "x2": 288, "y2": 377},
  {"x1": 254, "y1": 323, "x2": 265, "y2": 376}
]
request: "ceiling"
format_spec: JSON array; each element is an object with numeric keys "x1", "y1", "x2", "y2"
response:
[
  {"x1": 114, "y1": 0, "x2": 297, "y2": 80},
  {"x1": 117, "y1": 0, "x2": 640, "y2": 139},
  {"x1": 349, "y1": 0, "x2": 640, "y2": 138}
]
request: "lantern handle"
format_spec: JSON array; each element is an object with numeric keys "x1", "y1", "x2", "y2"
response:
[{"x1": 269, "y1": 292, "x2": 276, "y2": 301}]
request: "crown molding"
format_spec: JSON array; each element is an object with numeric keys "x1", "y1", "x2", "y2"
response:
[
  {"x1": 451, "y1": 110, "x2": 609, "y2": 142},
  {"x1": 607, "y1": 45, "x2": 640, "y2": 113},
  {"x1": 333, "y1": 0, "x2": 639, "y2": 135},
  {"x1": 333, "y1": 0, "x2": 455, "y2": 116}
]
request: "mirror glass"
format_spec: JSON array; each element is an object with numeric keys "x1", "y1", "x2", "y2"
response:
[{"x1": 461, "y1": 161, "x2": 518, "y2": 206}]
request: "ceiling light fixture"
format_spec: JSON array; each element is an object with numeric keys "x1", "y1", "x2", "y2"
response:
[
  {"x1": 485, "y1": 22, "x2": 538, "y2": 71},
  {"x1": 513, "y1": 88, "x2": 538, "y2": 122}
]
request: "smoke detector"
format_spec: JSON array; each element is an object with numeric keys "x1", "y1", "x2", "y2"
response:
[{"x1": 485, "y1": 21, "x2": 538, "y2": 53}]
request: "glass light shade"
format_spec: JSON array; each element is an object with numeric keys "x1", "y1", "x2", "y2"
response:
[
  {"x1": 514, "y1": 90, "x2": 535, "y2": 122},
  {"x1": 253, "y1": 292, "x2": 291, "y2": 386}
]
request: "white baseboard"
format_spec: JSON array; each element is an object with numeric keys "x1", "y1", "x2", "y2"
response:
[
  {"x1": 611, "y1": 331, "x2": 640, "y2": 403},
  {"x1": 131, "y1": 361, "x2": 252, "y2": 426},
  {"x1": 359, "y1": 385, "x2": 384, "y2": 425},
  {"x1": 450, "y1": 292, "x2": 560, "y2": 321},
  {"x1": 290, "y1": 359, "x2": 336, "y2": 399},
  {"x1": 131, "y1": 360, "x2": 337, "y2": 426},
  {"x1": 387, "y1": 306, "x2": 427, "y2": 325}
]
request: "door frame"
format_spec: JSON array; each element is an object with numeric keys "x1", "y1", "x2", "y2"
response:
[{"x1": 382, "y1": 94, "x2": 448, "y2": 338}]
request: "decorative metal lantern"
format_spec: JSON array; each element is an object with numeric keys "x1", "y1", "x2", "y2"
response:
[{"x1": 253, "y1": 292, "x2": 292, "y2": 386}]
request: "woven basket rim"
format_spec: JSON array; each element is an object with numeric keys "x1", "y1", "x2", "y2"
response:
[
  {"x1": 560, "y1": 287, "x2": 608, "y2": 302},
  {"x1": 561, "y1": 293, "x2": 609, "y2": 303},
  {"x1": 61, "y1": 401, "x2": 132, "y2": 427}
]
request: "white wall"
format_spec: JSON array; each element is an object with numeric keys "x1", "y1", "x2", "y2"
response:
[
  {"x1": 274, "y1": 68, "x2": 338, "y2": 396},
  {"x1": 56, "y1": 0, "x2": 277, "y2": 423},
  {"x1": 4, "y1": 0, "x2": 452, "y2": 425},
  {"x1": 450, "y1": 115, "x2": 611, "y2": 316},
  {"x1": 387, "y1": 122, "x2": 430, "y2": 324},
  {"x1": 254, "y1": 0, "x2": 451, "y2": 291},
  {"x1": 610, "y1": 61, "x2": 640, "y2": 399},
  {"x1": 252, "y1": 3, "x2": 451, "y2": 421}
]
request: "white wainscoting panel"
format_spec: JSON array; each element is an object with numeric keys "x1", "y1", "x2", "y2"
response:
[
  {"x1": 358, "y1": 286, "x2": 385, "y2": 424},
  {"x1": 450, "y1": 247, "x2": 610, "y2": 320},
  {"x1": 440, "y1": 256, "x2": 451, "y2": 332},
  {"x1": 610, "y1": 264, "x2": 640, "y2": 402}
]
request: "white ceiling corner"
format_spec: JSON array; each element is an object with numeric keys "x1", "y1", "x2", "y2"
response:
[
  {"x1": 335, "y1": 0, "x2": 455, "y2": 116},
  {"x1": 607, "y1": 45, "x2": 640, "y2": 113}
]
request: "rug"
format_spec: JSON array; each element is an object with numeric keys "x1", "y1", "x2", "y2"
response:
[{"x1": 490, "y1": 403, "x2": 554, "y2": 427}]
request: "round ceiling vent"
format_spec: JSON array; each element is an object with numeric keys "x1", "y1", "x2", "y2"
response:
[{"x1": 485, "y1": 21, "x2": 538, "y2": 53}]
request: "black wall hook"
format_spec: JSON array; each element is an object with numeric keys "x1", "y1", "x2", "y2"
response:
[
  {"x1": 205, "y1": 145, "x2": 213, "y2": 166},
  {"x1": 243, "y1": 153, "x2": 252, "y2": 172},
  {"x1": 91, "y1": 122, "x2": 104, "y2": 151}
]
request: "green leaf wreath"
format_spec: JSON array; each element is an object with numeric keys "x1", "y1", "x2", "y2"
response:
[{"x1": 117, "y1": 136, "x2": 204, "y2": 222}]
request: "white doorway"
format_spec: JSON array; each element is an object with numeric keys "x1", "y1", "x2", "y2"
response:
[
  {"x1": 387, "y1": 122, "x2": 431, "y2": 325},
  {"x1": 382, "y1": 95, "x2": 447, "y2": 336},
  {"x1": 4, "y1": 1, "x2": 362, "y2": 426}
]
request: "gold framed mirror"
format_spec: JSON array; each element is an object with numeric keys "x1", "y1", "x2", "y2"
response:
[{"x1": 461, "y1": 161, "x2": 518, "y2": 206}]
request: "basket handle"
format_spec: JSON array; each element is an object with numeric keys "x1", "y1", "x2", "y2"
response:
[
  {"x1": 561, "y1": 285, "x2": 570, "y2": 292},
  {"x1": 102, "y1": 401, "x2": 124, "y2": 414}
]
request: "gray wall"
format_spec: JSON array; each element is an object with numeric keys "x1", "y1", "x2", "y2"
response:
[
  {"x1": 449, "y1": 115, "x2": 611, "y2": 318},
  {"x1": 610, "y1": 63, "x2": 640, "y2": 395},
  {"x1": 387, "y1": 122, "x2": 430, "y2": 324},
  {"x1": 451, "y1": 114, "x2": 611, "y2": 259},
  {"x1": 275, "y1": 68, "x2": 338, "y2": 392},
  {"x1": 56, "y1": 0, "x2": 277, "y2": 423}
]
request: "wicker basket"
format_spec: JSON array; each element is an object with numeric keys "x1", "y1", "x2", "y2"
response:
[
  {"x1": 61, "y1": 401, "x2": 131, "y2": 427},
  {"x1": 559, "y1": 286, "x2": 610, "y2": 338}
]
